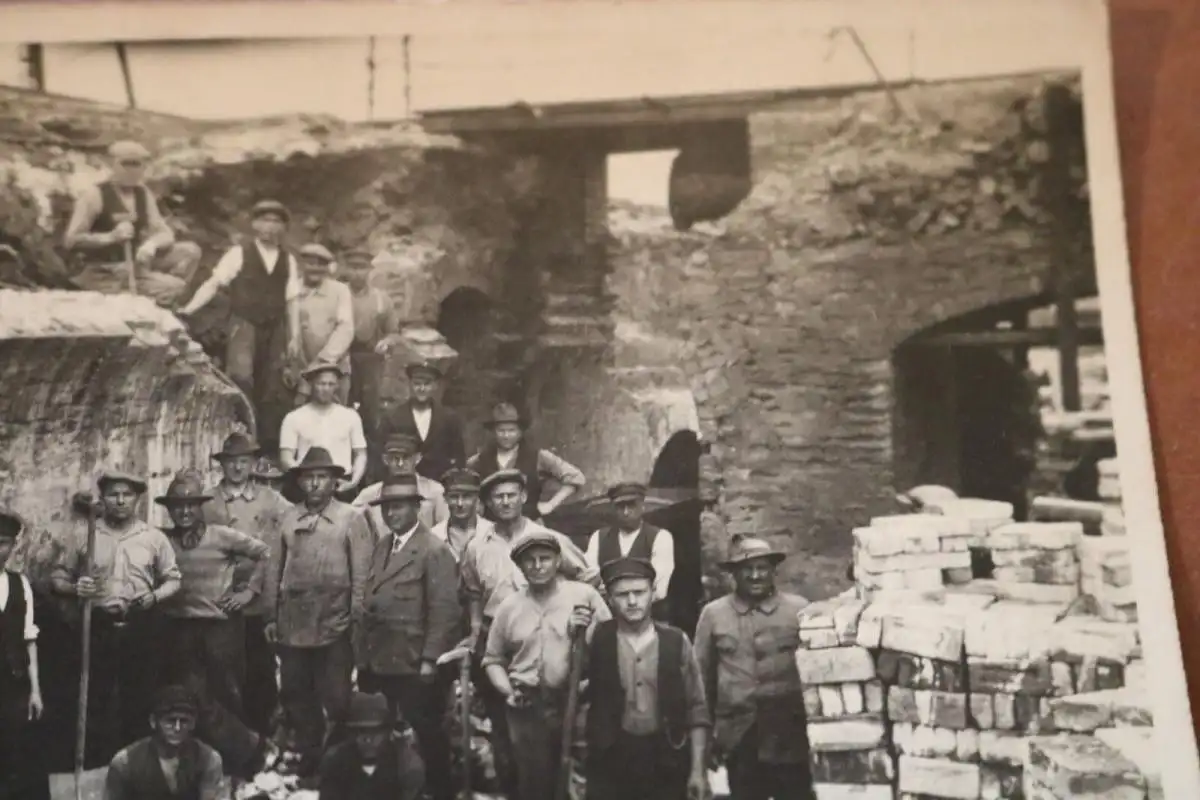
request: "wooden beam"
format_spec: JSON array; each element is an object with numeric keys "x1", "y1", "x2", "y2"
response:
[
  {"x1": 114, "y1": 42, "x2": 136, "y2": 109},
  {"x1": 1044, "y1": 82, "x2": 1082, "y2": 411},
  {"x1": 911, "y1": 326, "x2": 1103, "y2": 348}
]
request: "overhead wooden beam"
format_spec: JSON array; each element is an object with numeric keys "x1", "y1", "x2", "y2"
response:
[
  {"x1": 114, "y1": 42, "x2": 136, "y2": 109},
  {"x1": 911, "y1": 326, "x2": 1103, "y2": 348},
  {"x1": 1044, "y1": 82, "x2": 1083, "y2": 411}
]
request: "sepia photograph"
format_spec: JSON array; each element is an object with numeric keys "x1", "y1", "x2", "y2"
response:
[{"x1": 0, "y1": 1, "x2": 1194, "y2": 799}]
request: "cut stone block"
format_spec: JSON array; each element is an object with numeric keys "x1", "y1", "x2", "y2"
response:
[
  {"x1": 967, "y1": 658, "x2": 1055, "y2": 695},
  {"x1": 1050, "y1": 660, "x2": 1075, "y2": 696},
  {"x1": 897, "y1": 755, "x2": 982, "y2": 800},
  {"x1": 1048, "y1": 617, "x2": 1139, "y2": 664},
  {"x1": 863, "y1": 680, "x2": 884, "y2": 714},
  {"x1": 1030, "y1": 496, "x2": 1105, "y2": 526},
  {"x1": 906, "y1": 567, "x2": 948, "y2": 590},
  {"x1": 987, "y1": 580, "x2": 1080, "y2": 604},
  {"x1": 855, "y1": 604, "x2": 885, "y2": 648},
  {"x1": 801, "y1": 628, "x2": 842, "y2": 649},
  {"x1": 888, "y1": 687, "x2": 969, "y2": 729},
  {"x1": 990, "y1": 548, "x2": 1079, "y2": 569},
  {"x1": 811, "y1": 785, "x2": 894, "y2": 800},
  {"x1": 943, "y1": 566, "x2": 974, "y2": 585},
  {"x1": 956, "y1": 728, "x2": 980, "y2": 762},
  {"x1": 1076, "y1": 657, "x2": 1126, "y2": 694},
  {"x1": 894, "y1": 724, "x2": 958, "y2": 758},
  {"x1": 964, "y1": 601, "x2": 1061, "y2": 661},
  {"x1": 809, "y1": 747, "x2": 895, "y2": 784},
  {"x1": 977, "y1": 730, "x2": 1028, "y2": 766},
  {"x1": 806, "y1": 719, "x2": 887, "y2": 752},
  {"x1": 881, "y1": 610, "x2": 966, "y2": 662},
  {"x1": 993, "y1": 693, "x2": 1017, "y2": 730},
  {"x1": 841, "y1": 682, "x2": 865, "y2": 715},
  {"x1": 853, "y1": 526, "x2": 906, "y2": 557},
  {"x1": 1093, "y1": 727, "x2": 1161, "y2": 799},
  {"x1": 832, "y1": 600, "x2": 867, "y2": 644},
  {"x1": 795, "y1": 646, "x2": 878, "y2": 685},
  {"x1": 987, "y1": 521, "x2": 1082, "y2": 550},
  {"x1": 979, "y1": 762, "x2": 1024, "y2": 800},
  {"x1": 970, "y1": 693, "x2": 995, "y2": 729},
  {"x1": 819, "y1": 685, "x2": 845, "y2": 718},
  {"x1": 992, "y1": 562, "x2": 1081, "y2": 585},
  {"x1": 803, "y1": 686, "x2": 823, "y2": 718},
  {"x1": 1026, "y1": 734, "x2": 1146, "y2": 799},
  {"x1": 877, "y1": 650, "x2": 965, "y2": 692}
]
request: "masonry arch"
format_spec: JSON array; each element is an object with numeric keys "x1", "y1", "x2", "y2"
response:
[{"x1": 647, "y1": 429, "x2": 704, "y2": 635}]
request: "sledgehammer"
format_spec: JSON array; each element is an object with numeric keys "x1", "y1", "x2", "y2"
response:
[{"x1": 436, "y1": 645, "x2": 474, "y2": 799}]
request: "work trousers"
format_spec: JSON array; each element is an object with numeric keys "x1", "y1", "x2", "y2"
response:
[
  {"x1": 473, "y1": 640, "x2": 518, "y2": 797},
  {"x1": 72, "y1": 241, "x2": 202, "y2": 306},
  {"x1": 225, "y1": 314, "x2": 292, "y2": 454},
  {"x1": 505, "y1": 689, "x2": 585, "y2": 800},
  {"x1": 278, "y1": 634, "x2": 354, "y2": 757},
  {"x1": 0, "y1": 674, "x2": 49, "y2": 800},
  {"x1": 726, "y1": 726, "x2": 815, "y2": 800},
  {"x1": 243, "y1": 614, "x2": 279, "y2": 736},
  {"x1": 587, "y1": 732, "x2": 688, "y2": 800},
  {"x1": 359, "y1": 670, "x2": 454, "y2": 800},
  {"x1": 163, "y1": 616, "x2": 261, "y2": 776},
  {"x1": 90, "y1": 609, "x2": 167, "y2": 761}
]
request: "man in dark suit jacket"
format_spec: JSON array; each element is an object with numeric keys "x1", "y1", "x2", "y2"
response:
[
  {"x1": 386, "y1": 362, "x2": 466, "y2": 482},
  {"x1": 356, "y1": 472, "x2": 460, "y2": 800}
]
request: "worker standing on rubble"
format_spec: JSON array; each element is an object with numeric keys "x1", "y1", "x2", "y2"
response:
[
  {"x1": 292, "y1": 244, "x2": 355, "y2": 404},
  {"x1": 50, "y1": 471, "x2": 182, "y2": 759},
  {"x1": 201, "y1": 432, "x2": 291, "y2": 737},
  {"x1": 584, "y1": 557, "x2": 710, "y2": 800},
  {"x1": 343, "y1": 248, "x2": 402, "y2": 443},
  {"x1": 385, "y1": 362, "x2": 466, "y2": 484},
  {"x1": 459, "y1": 468, "x2": 596, "y2": 798},
  {"x1": 178, "y1": 199, "x2": 298, "y2": 453},
  {"x1": 586, "y1": 482, "x2": 676, "y2": 622},
  {"x1": 279, "y1": 363, "x2": 369, "y2": 502},
  {"x1": 155, "y1": 470, "x2": 277, "y2": 778},
  {"x1": 263, "y1": 447, "x2": 373, "y2": 777},
  {"x1": 63, "y1": 140, "x2": 203, "y2": 306},
  {"x1": 467, "y1": 402, "x2": 585, "y2": 522},
  {"x1": 357, "y1": 472, "x2": 460, "y2": 800},
  {"x1": 693, "y1": 535, "x2": 815, "y2": 800},
  {"x1": 483, "y1": 528, "x2": 610, "y2": 800},
  {"x1": 431, "y1": 466, "x2": 490, "y2": 562},
  {"x1": 354, "y1": 432, "x2": 448, "y2": 536}
]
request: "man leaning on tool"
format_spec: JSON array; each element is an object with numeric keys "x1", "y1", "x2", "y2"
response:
[
  {"x1": 63, "y1": 139, "x2": 202, "y2": 306},
  {"x1": 694, "y1": 535, "x2": 815, "y2": 800}
]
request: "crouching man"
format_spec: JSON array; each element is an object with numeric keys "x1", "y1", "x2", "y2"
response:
[
  {"x1": 585, "y1": 557, "x2": 710, "y2": 800},
  {"x1": 318, "y1": 691, "x2": 425, "y2": 800}
]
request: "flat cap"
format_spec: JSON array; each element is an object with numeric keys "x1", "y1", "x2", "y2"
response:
[
  {"x1": 480, "y1": 468, "x2": 527, "y2": 497},
  {"x1": 600, "y1": 556, "x2": 656, "y2": 588},
  {"x1": 301, "y1": 361, "x2": 346, "y2": 380},
  {"x1": 108, "y1": 140, "x2": 151, "y2": 160},
  {"x1": 298, "y1": 243, "x2": 335, "y2": 263},
  {"x1": 406, "y1": 361, "x2": 443, "y2": 380},
  {"x1": 341, "y1": 248, "x2": 374, "y2": 264},
  {"x1": 383, "y1": 431, "x2": 423, "y2": 455},
  {"x1": 607, "y1": 482, "x2": 648, "y2": 504},
  {"x1": 441, "y1": 467, "x2": 481, "y2": 492},
  {"x1": 510, "y1": 528, "x2": 561, "y2": 563},
  {"x1": 153, "y1": 685, "x2": 198, "y2": 717},
  {"x1": 250, "y1": 199, "x2": 290, "y2": 222},
  {"x1": 345, "y1": 692, "x2": 391, "y2": 729},
  {"x1": 97, "y1": 470, "x2": 148, "y2": 495}
]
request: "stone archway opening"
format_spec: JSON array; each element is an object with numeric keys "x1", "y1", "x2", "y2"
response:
[{"x1": 647, "y1": 429, "x2": 704, "y2": 636}]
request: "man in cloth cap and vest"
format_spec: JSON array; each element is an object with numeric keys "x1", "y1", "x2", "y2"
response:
[
  {"x1": 201, "y1": 432, "x2": 291, "y2": 737},
  {"x1": 291, "y1": 243, "x2": 355, "y2": 404},
  {"x1": 467, "y1": 402, "x2": 585, "y2": 522},
  {"x1": 178, "y1": 199, "x2": 298, "y2": 451},
  {"x1": 354, "y1": 431, "x2": 448, "y2": 539},
  {"x1": 64, "y1": 139, "x2": 202, "y2": 306},
  {"x1": 584, "y1": 557, "x2": 710, "y2": 800},
  {"x1": 586, "y1": 482, "x2": 676, "y2": 623},
  {"x1": 318, "y1": 691, "x2": 426, "y2": 800},
  {"x1": 385, "y1": 361, "x2": 465, "y2": 485},
  {"x1": 50, "y1": 470, "x2": 183, "y2": 759},
  {"x1": 342, "y1": 247, "x2": 403, "y2": 443},
  {"x1": 262, "y1": 447, "x2": 373, "y2": 774},
  {"x1": 280, "y1": 362, "x2": 369, "y2": 502},
  {"x1": 483, "y1": 528, "x2": 610, "y2": 800},
  {"x1": 357, "y1": 472, "x2": 459, "y2": 800},
  {"x1": 693, "y1": 535, "x2": 814, "y2": 800},
  {"x1": 0, "y1": 509, "x2": 47, "y2": 800},
  {"x1": 431, "y1": 466, "x2": 491, "y2": 562},
  {"x1": 156, "y1": 470, "x2": 276, "y2": 778}
]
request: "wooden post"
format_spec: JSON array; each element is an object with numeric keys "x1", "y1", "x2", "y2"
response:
[
  {"x1": 24, "y1": 44, "x2": 45, "y2": 92},
  {"x1": 366, "y1": 37, "x2": 377, "y2": 121},
  {"x1": 1044, "y1": 83, "x2": 1082, "y2": 412},
  {"x1": 402, "y1": 35, "x2": 413, "y2": 118},
  {"x1": 115, "y1": 42, "x2": 136, "y2": 109}
]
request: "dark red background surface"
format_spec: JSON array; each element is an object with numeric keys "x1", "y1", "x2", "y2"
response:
[{"x1": 1111, "y1": 0, "x2": 1200, "y2": 740}]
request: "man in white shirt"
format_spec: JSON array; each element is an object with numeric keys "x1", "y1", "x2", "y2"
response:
[
  {"x1": 280, "y1": 363, "x2": 368, "y2": 501},
  {"x1": 354, "y1": 432, "x2": 448, "y2": 537},
  {"x1": 178, "y1": 199, "x2": 298, "y2": 452},
  {"x1": 430, "y1": 467, "x2": 491, "y2": 562},
  {"x1": 585, "y1": 482, "x2": 675, "y2": 622}
]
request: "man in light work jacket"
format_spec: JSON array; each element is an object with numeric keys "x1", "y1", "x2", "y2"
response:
[
  {"x1": 586, "y1": 482, "x2": 676, "y2": 622},
  {"x1": 357, "y1": 472, "x2": 459, "y2": 800},
  {"x1": 292, "y1": 244, "x2": 355, "y2": 404}
]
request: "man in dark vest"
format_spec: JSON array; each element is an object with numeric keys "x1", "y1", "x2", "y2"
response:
[
  {"x1": 384, "y1": 361, "x2": 466, "y2": 485},
  {"x1": 0, "y1": 510, "x2": 47, "y2": 800},
  {"x1": 586, "y1": 482, "x2": 676, "y2": 622},
  {"x1": 179, "y1": 199, "x2": 298, "y2": 454},
  {"x1": 467, "y1": 402, "x2": 585, "y2": 522},
  {"x1": 64, "y1": 140, "x2": 203, "y2": 306},
  {"x1": 104, "y1": 685, "x2": 225, "y2": 800},
  {"x1": 318, "y1": 691, "x2": 426, "y2": 800},
  {"x1": 585, "y1": 557, "x2": 710, "y2": 800}
]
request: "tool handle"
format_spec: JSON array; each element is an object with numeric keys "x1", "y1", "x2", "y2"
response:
[
  {"x1": 555, "y1": 625, "x2": 588, "y2": 800},
  {"x1": 460, "y1": 655, "x2": 472, "y2": 799},
  {"x1": 74, "y1": 506, "x2": 98, "y2": 800}
]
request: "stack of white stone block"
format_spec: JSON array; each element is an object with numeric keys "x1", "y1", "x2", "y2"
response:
[{"x1": 852, "y1": 514, "x2": 980, "y2": 598}]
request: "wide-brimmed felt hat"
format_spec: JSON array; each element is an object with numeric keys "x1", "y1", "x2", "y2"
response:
[
  {"x1": 155, "y1": 471, "x2": 213, "y2": 507},
  {"x1": 719, "y1": 534, "x2": 787, "y2": 569},
  {"x1": 382, "y1": 431, "x2": 422, "y2": 456},
  {"x1": 483, "y1": 402, "x2": 527, "y2": 429},
  {"x1": 406, "y1": 361, "x2": 443, "y2": 380},
  {"x1": 510, "y1": 528, "x2": 561, "y2": 563},
  {"x1": 345, "y1": 692, "x2": 392, "y2": 729},
  {"x1": 607, "y1": 482, "x2": 648, "y2": 504},
  {"x1": 0, "y1": 509, "x2": 26, "y2": 541},
  {"x1": 97, "y1": 470, "x2": 148, "y2": 495},
  {"x1": 109, "y1": 140, "x2": 151, "y2": 161},
  {"x1": 479, "y1": 468, "x2": 527, "y2": 497},
  {"x1": 298, "y1": 243, "x2": 335, "y2": 263},
  {"x1": 369, "y1": 472, "x2": 425, "y2": 506},
  {"x1": 288, "y1": 447, "x2": 346, "y2": 478},
  {"x1": 153, "y1": 685, "x2": 199, "y2": 718},
  {"x1": 600, "y1": 556, "x2": 656, "y2": 588},
  {"x1": 250, "y1": 199, "x2": 290, "y2": 223},
  {"x1": 251, "y1": 456, "x2": 285, "y2": 480},
  {"x1": 213, "y1": 432, "x2": 261, "y2": 461},
  {"x1": 441, "y1": 467, "x2": 481, "y2": 493},
  {"x1": 301, "y1": 361, "x2": 346, "y2": 381}
]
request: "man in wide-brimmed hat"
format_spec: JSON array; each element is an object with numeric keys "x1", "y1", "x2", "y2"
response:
[
  {"x1": 341, "y1": 247, "x2": 401, "y2": 441},
  {"x1": 317, "y1": 691, "x2": 426, "y2": 800},
  {"x1": 64, "y1": 139, "x2": 202, "y2": 306},
  {"x1": 383, "y1": 361, "x2": 465, "y2": 485},
  {"x1": 586, "y1": 481, "x2": 676, "y2": 623},
  {"x1": 280, "y1": 362, "x2": 368, "y2": 502},
  {"x1": 353, "y1": 432, "x2": 448, "y2": 537},
  {"x1": 155, "y1": 470, "x2": 275, "y2": 778},
  {"x1": 49, "y1": 469, "x2": 182, "y2": 759},
  {"x1": 693, "y1": 535, "x2": 815, "y2": 800},
  {"x1": 202, "y1": 432, "x2": 291, "y2": 735},
  {"x1": 251, "y1": 455, "x2": 287, "y2": 493},
  {"x1": 466, "y1": 401, "x2": 585, "y2": 522},
  {"x1": 357, "y1": 473, "x2": 458, "y2": 800},
  {"x1": 180, "y1": 199, "x2": 299, "y2": 452},
  {"x1": 291, "y1": 243, "x2": 355, "y2": 405},
  {"x1": 262, "y1": 446, "x2": 373, "y2": 775}
]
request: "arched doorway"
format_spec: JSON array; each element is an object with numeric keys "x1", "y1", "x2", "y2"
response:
[{"x1": 648, "y1": 430, "x2": 703, "y2": 636}]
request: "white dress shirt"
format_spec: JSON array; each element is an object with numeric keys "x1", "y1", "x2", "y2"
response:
[
  {"x1": 0, "y1": 571, "x2": 39, "y2": 640},
  {"x1": 390, "y1": 522, "x2": 420, "y2": 554},
  {"x1": 210, "y1": 239, "x2": 301, "y2": 299},
  {"x1": 586, "y1": 524, "x2": 675, "y2": 601},
  {"x1": 412, "y1": 407, "x2": 433, "y2": 441}
]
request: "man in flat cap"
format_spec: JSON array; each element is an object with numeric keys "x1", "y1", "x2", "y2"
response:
[
  {"x1": 357, "y1": 472, "x2": 459, "y2": 800},
  {"x1": 201, "y1": 432, "x2": 291, "y2": 736},
  {"x1": 585, "y1": 557, "x2": 710, "y2": 800},
  {"x1": 353, "y1": 432, "x2": 448, "y2": 538},
  {"x1": 156, "y1": 471, "x2": 275, "y2": 778},
  {"x1": 385, "y1": 361, "x2": 465, "y2": 485},
  {"x1": 262, "y1": 447, "x2": 373, "y2": 775},
  {"x1": 280, "y1": 363, "x2": 369, "y2": 502},
  {"x1": 318, "y1": 691, "x2": 426, "y2": 800},
  {"x1": 179, "y1": 199, "x2": 299, "y2": 452},
  {"x1": 341, "y1": 247, "x2": 401, "y2": 442},
  {"x1": 0, "y1": 509, "x2": 48, "y2": 800},
  {"x1": 693, "y1": 535, "x2": 814, "y2": 800},
  {"x1": 64, "y1": 139, "x2": 202, "y2": 306},
  {"x1": 105, "y1": 685, "x2": 225, "y2": 800},
  {"x1": 431, "y1": 467, "x2": 490, "y2": 562},
  {"x1": 50, "y1": 470, "x2": 182, "y2": 758},
  {"x1": 468, "y1": 402, "x2": 584, "y2": 522},
  {"x1": 292, "y1": 243, "x2": 355, "y2": 404},
  {"x1": 586, "y1": 482, "x2": 676, "y2": 623},
  {"x1": 483, "y1": 528, "x2": 610, "y2": 800}
]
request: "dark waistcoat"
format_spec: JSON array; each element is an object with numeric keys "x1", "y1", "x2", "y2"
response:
[
  {"x1": 475, "y1": 444, "x2": 542, "y2": 520},
  {"x1": 91, "y1": 181, "x2": 149, "y2": 263},
  {"x1": 0, "y1": 570, "x2": 29, "y2": 688},
  {"x1": 321, "y1": 740, "x2": 407, "y2": 799},
  {"x1": 596, "y1": 523, "x2": 661, "y2": 566},
  {"x1": 229, "y1": 242, "x2": 291, "y2": 326},
  {"x1": 120, "y1": 738, "x2": 207, "y2": 800}
]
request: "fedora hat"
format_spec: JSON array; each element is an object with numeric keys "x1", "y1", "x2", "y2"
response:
[
  {"x1": 718, "y1": 534, "x2": 787, "y2": 569},
  {"x1": 213, "y1": 432, "x2": 261, "y2": 461},
  {"x1": 97, "y1": 470, "x2": 148, "y2": 496},
  {"x1": 155, "y1": 471, "x2": 214, "y2": 507},
  {"x1": 345, "y1": 692, "x2": 391, "y2": 729},
  {"x1": 369, "y1": 472, "x2": 425, "y2": 506},
  {"x1": 301, "y1": 361, "x2": 346, "y2": 381},
  {"x1": 483, "y1": 402, "x2": 527, "y2": 429},
  {"x1": 406, "y1": 361, "x2": 443, "y2": 380},
  {"x1": 251, "y1": 456, "x2": 285, "y2": 480},
  {"x1": 288, "y1": 447, "x2": 346, "y2": 478},
  {"x1": 250, "y1": 199, "x2": 290, "y2": 223}
]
